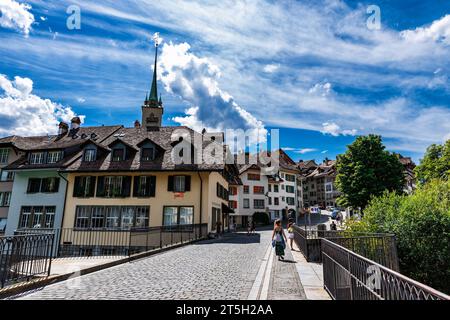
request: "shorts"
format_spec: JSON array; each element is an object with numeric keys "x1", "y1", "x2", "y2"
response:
[{"x1": 288, "y1": 233, "x2": 294, "y2": 239}]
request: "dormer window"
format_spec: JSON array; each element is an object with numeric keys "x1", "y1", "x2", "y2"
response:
[
  {"x1": 29, "y1": 152, "x2": 45, "y2": 164},
  {"x1": 141, "y1": 147, "x2": 155, "y2": 161},
  {"x1": 112, "y1": 148, "x2": 125, "y2": 162},
  {"x1": 47, "y1": 151, "x2": 63, "y2": 164},
  {"x1": 84, "y1": 149, "x2": 97, "y2": 162},
  {"x1": 0, "y1": 148, "x2": 9, "y2": 164}
]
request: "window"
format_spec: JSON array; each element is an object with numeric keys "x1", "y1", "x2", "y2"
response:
[
  {"x1": 0, "y1": 192, "x2": 11, "y2": 207},
  {"x1": 112, "y1": 148, "x2": 125, "y2": 161},
  {"x1": 91, "y1": 206, "x2": 105, "y2": 229},
  {"x1": 268, "y1": 197, "x2": 272, "y2": 205},
  {"x1": 243, "y1": 185, "x2": 249, "y2": 194},
  {"x1": 18, "y1": 206, "x2": 56, "y2": 229},
  {"x1": 286, "y1": 185, "x2": 295, "y2": 194},
  {"x1": 268, "y1": 184, "x2": 272, "y2": 192},
  {"x1": 41, "y1": 177, "x2": 60, "y2": 193},
  {"x1": 247, "y1": 173, "x2": 260, "y2": 181},
  {"x1": 274, "y1": 197, "x2": 279, "y2": 205},
  {"x1": 74, "y1": 206, "x2": 149, "y2": 229},
  {"x1": 274, "y1": 185, "x2": 279, "y2": 193},
  {"x1": 229, "y1": 186, "x2": 237, "y2": 196},
  {"x1": 29, "y1": 152, "x2": 45, "y2": 164},
  {"x1": 254, "y1": 199, "x2": 265, "y2": 209},
  {"x1": 0, "y1": 148, "x2": 9, "y2": 164},
  {"x1": 47, "y1": 151, "x2": 63, "y2": 164},
  {"x1": 325, "y1": 183, "x2": 332, "y2": 192},
  {"x1": 216, "y1": 183, "x2": 229, "y2": 200},
  {"x1": 285, "y1": 174, "x2": 295, "y2": 182},
  {"x1": 73, "y1": 176, "x2": 96, "y2": 198},
  {"x1": 163, "y1": 206, "x2": 194, "y2": 226},
  {"x1": 168, "y1": 176, "x2": 191, "y2": 193},
  {"x1": 287, "y1": 197, "x2": 295, "y2": 206},
  {"x1": 133, "y1": 176, "x2": 156, "y2": 197},
  {"x1": 105, "y1": 207, "x2": 121, "y2": 229},
  {"x1": 243, "y1": 198, "x2": 250, "y2": 209},
  {"x1": 282, "y1": 185, "x2": 285, "y2": 190},
  {"x1": 98, "y1": 176, "x2": 131, "y2": 198},
  {"x1": 0, "y1": 218, "x2": 6, "y2": 232},
  {"x1": 6, "y1": 171, "x2": 14, "y2": 181},
  {"x1": 141, "y1": 147, "x2": 155, "y2": 161},
  {"x1": 84, "y1": 149, "x2": 97, "y2": 162},
  {"x1": 253, "y1": 186, "x2": 265, "y2": 194},
  {"x1": 27, "y1": 178, "x2": 42, "y2": 193},
  {"x1": 229, "y1": 200, "x2": 237, "y2": 209}
]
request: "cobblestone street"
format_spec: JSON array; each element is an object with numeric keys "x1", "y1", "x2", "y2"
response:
[{"x1": 13, "y1": 229, "x2": 306, "y2": 300}]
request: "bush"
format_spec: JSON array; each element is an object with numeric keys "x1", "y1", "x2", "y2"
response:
[
  {"x1": 253, "y1": 212, "x2": 270, "y2": 225},
  {"x1": 346, "y1": 179, "x2": 450, "y2": 294}
]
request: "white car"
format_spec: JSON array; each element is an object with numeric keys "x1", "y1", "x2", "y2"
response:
[{"x1": 310, "y1": 207, "x2": 321, "y2": 214}]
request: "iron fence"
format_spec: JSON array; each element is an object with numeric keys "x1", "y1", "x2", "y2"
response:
[
  {"x1": 16, "y1": 224, "x2": 209, "y2": 258},
  {"x1": 322, "y1": 239, "x2": 450, "y2": 300},
  {"x1": 0, "y1": 233, "x2": 54, "y2": 288}
]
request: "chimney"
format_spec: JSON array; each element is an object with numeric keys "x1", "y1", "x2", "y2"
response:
[
  {"x1": 134, "y1": 120, "x2": 141, "y2": 128},
  {"x1": 71, "y1": 117, "x2": 81, "y2": 130},
  {"x1": 58, "y1": 122, "x2": 69, "y2": 135}
]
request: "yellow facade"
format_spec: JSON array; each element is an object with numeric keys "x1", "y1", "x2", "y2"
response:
[{"x1": 62, "y1": 171, "x2": 229, "y2": 233}]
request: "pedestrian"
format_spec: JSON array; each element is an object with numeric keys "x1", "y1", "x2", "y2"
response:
[
  {"x1": 216, "y1": 220, "x2": 222, "y2": 237},
  {"x1": 251, "y1": 220, "x2": 256, "y2": 234},
  {"x1": 287, "y1": 221, "x2": 295, "y2": 250},
  {"x1": 232, "y1": 219, "x2": 237, "y2": 233},
  {"x1": 247, "y1": 220, "x2": 251, "y2": 236},
  {"x1": 330, "y1": 220, "x2": 337, "y2": 231},
  {"x1": 272, "y1": 219, "x2": 287, "y2": 261}
]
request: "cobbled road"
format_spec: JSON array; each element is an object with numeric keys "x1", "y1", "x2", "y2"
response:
[{"x1": 15, "y1": 230, "x2": 273, "y2": 300}]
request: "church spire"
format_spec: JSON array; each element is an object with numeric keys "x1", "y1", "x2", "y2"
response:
[{"x1": 149, "y1": 42, "x2": 159, "y2": 102}]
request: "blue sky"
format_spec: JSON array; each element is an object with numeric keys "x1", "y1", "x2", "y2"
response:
[{"x1": 0, "y1": 0, "x2": 449, "y2": 164}]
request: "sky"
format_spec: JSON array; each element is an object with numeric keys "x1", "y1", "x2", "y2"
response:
[{"x1": 0, "y1": 0, "x2": 449, "y2": 164}]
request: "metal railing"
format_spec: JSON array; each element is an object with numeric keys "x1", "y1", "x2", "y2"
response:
[
  {"x1": 0, "y1": 233, "x2": 54, "y2": 288},
  {"x1": 16, "y1": 224, "x2": 209, "y2": 258},
  {"x1": 292, "y1": 225, "x2": 399, "y2": 270},
  {"x1": 322, "y1": 239, "x2": 450, "y2": 300}
]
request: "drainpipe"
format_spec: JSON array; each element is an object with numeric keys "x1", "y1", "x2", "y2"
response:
[
  {"x1": 197, "y1": 171, "x2": 203, "y2": 237},
  {"x1": 57, "y1": 171, "x2": 69, "y2": 257}
]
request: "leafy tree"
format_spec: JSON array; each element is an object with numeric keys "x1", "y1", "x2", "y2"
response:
[
  {"x1": 415, "y1": 140, "x2": 450, "y2": 183},
  {"x1": 335, "y1": 135, "x2": 405, "y2": 210},
  {"x1": 346, "y1": 179, "x2": 450, "y2": 293}
]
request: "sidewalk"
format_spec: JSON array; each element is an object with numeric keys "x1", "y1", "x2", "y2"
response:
[{"x1": 291, "y1": 247, "x2": 331, "y2": 300}]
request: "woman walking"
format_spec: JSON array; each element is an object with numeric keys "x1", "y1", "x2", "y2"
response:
[
  {"x1": 272, "y1": 220, "x2": 287, "y2": 261},
  {"x1": 287, "y1": 220, "x2": 295, "y2": 250}
]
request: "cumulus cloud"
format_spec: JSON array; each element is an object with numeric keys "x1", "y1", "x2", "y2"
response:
[
  {"x1": 321, "y1": 122, "x2": 357, "y2": 137},
  {"x1": 159, "y1": 42, "x2": 267, "y2": 144},
  {"x1": 309, "y1": 82, "x2": 332, "y2": 97},
  {"x1": 0, "y1": 74, "x2": 83, "y2": 136},
  {"x1": 0, "y1": 0, "x2": 34, "y2": 36},
  {"x1": 401, "y1": 15, "x2": 450, "y2": 45},
  {"x1": 282, "y1": 147, "x2": 317, "y2": 154},
  {"x1": 263, "y1": 64, "x2": 280, "y2": 73}
]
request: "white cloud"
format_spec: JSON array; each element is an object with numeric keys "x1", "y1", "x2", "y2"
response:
[
  {"x1": 77, "y1": 97, "x2": 86, "y2": 103},
  {"x1": 401, "y1": 14, "x2": 450, "y2": 45},
  {"x1": 263, "y1": 64, "x2": 279, "y2": 73},
  {"x1": 0, "y1": 74, "x2": 83, "y2": 136},
  {"x1": 321, "y1": 150, "x2": 328, "y2": 154},
  {"x1": 160, "y1": 42, "x2": 266, "y2": 144},
  {"x1": 321, "y1": 122, "x2": 357, "y2": 137},
  {"x1": 309, "y1": 82, "x2": 332, "y2": 97},
  {"x1": 0, "y1": 0, "x2": 34, "y2": 36},
  {"x1": 295, "y1": 148, "x2": 317, "y2": 154}
]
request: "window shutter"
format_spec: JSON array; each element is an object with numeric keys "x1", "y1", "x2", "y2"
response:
[
  {"x1": 216, "y1": 183, "x2": 220, "y2": 197},
  {"x1": 122, "y1": 176, "x2": 132, "y2": 197},
  {"x1": 54, "y1": 178, "x2": 60, "y2": 193},
  {"x1": 88, "y1": 177, "x2": 96, "y2": 197},
  {"x1": 149, "y1": 176, "x2": 156, "y2": 197},
  {"x1": 168, "y1": 176, "x2": 174, "y2": 191},
  {"x1": 133, "y1": 176, "x2": 140, "y2": 197},
  {"x1": 185, "y1": 175, "x2": 191, "y2": 192},
  {"x1": 96, "y1": 176, "x2": 105, "y2": 197},
  {"x1": 73, "y1": 177, "x2": 82, "y2": 197}
]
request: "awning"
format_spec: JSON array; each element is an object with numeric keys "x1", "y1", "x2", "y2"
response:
[{"x1": 222, "y1": 203, "x2": 235, "y2": 214}]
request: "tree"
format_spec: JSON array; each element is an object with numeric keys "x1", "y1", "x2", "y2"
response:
[
  {"x1": 345, "y1": 179, "x2": 450, "y2": 293},
  {"x1": 415, "y1": 140, "x2": 450, "y2": 183},
  {"x1": 335, "y1": 135, "x2": 405, "y2": 210}
]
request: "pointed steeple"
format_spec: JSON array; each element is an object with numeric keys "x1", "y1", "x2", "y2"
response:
[{"x1": 149, "y1": 43, "x2": 159, "y2": 102}]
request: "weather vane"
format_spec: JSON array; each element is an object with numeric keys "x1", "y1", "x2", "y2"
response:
[{"x1": 152, "y1": 32, "x2": 163, "y2": 47}]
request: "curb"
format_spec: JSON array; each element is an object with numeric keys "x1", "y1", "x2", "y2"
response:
[{"x1": 0, "y1": 237, "x2": 207, "y2": 300}]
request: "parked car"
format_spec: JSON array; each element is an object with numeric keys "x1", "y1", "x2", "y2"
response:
[
  {"x1": 331, "y1": 210, "x2": 340, "y2": 220},
  {"x1": 310, "y1": 207, "x2": 321, "y2": 214}
]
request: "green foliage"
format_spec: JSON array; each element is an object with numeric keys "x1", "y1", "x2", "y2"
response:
[
  {"x1": 347, "y1": 179, "x2": 450, "y2": 293},
  {"x1": 335, "y1": 135, "x2": 405, "y2": 210},
  {"x1": 415, "y1": 140, "x2": 450, "y2": 183},
  {"x1": 253, "y1": 212, "x2": 270, "y2": 225}
]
